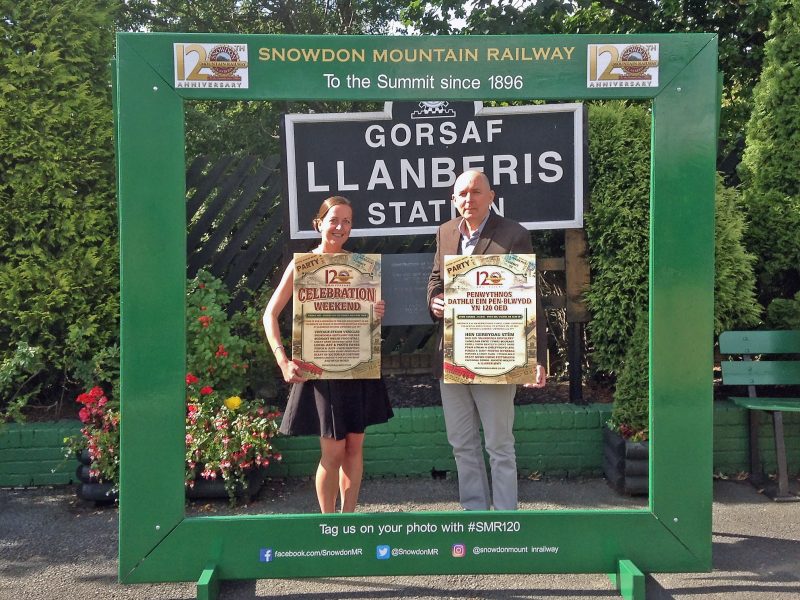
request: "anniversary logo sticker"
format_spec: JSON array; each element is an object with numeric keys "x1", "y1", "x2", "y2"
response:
[{"x1": 174, "y1": 42, "x2": 249, "y2": 88}]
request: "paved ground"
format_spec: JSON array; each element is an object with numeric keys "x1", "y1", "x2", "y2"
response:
[{"x1": 1, "y1": 477, "x2": 798, "y2": 599}]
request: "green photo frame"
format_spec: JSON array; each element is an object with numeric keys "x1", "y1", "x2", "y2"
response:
[{"x1": 115, "y1": 32, "x2": 717, "y2": 589}]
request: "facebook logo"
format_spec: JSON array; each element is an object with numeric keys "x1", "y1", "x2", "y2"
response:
[
  {"x1": 259, "y1": 548, "x2": 274, "y2": 563},
  {"x1": 376, "y1": 545, "x2": 391, "y2": 560}
]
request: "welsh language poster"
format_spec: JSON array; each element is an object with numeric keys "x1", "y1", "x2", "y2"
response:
[
  {"x1": 292, "y1": 253, "x2": 381, "y2": 379},
  {"x1": 443, "y1": 254, "x2": 537, "y2": 385}
]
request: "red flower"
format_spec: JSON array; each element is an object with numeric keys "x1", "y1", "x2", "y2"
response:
[
  {"x1": 198, "y1": 315, "x2": 212, "y2": 327},
  {"x1": 200, "y1": 386, "x2": 213, "y2": 395},
  {"x1": 215, "y1": 344, "x2": 228, "y2": 358},
  {"x1": 185, "y1": 373, "x2": 199, "y2": 385}
]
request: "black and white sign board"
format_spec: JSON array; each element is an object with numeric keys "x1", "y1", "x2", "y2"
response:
[{"x1": 282, "y1": 101, "x2": 585, "y2": 239}]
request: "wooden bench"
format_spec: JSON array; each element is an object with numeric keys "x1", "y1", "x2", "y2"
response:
[{"x1": 719, "y1": 330, "x2": 800, "y2": 501}]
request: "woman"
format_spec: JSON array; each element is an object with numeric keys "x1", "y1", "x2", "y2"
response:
[{"x1": 263, "y1": 196, "x2": 393, "y2": 513}]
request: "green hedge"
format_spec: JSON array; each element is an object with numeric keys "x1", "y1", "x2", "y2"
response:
[
  {"x1": 739, "y1": 0, "x2": 800, "y2": 320},
  {"x1": 585, "y1": 102, "x2": 760, "y2": 377},
  {"x1": 0, "y1": 1, "x2": 119, "y2": 398}
]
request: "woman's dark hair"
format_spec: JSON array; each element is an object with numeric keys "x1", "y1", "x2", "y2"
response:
[{"x1": 312, "y1": 196, "x2": 351, "y2": 231}]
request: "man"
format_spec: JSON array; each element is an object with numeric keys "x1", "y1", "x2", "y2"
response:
[{"x1": 427, "y1": 170, "x2": 546, "y2": 511}]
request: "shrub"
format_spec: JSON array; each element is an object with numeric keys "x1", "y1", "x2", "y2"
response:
[
  {"x1": 0, "y1": 2, "x2": 119, "y2": 395},
  {"x1": 738, "y1": 0, "x2": 800, "y2": 314},
  {"x1": 585, "y1": 102, "x2": 762, "y2": 376},
  {"x1": 766, "y1": 291, "x2": 800, "y2": 330},
  {"x1": 0, "y1": 342, "x2": 44, "y2": 423},
  {"x1": 608, "y1": 313, "x2": 649, "y2": 441},
  {"x1": 713, "y1": 175, "x2": 762, "y2": 334},
  {"x1": 584, "y1": 102, "x2": 655, "y2": 374},
  {"x1": 186, "y1": 270, "x2": 279, "y2": 399}
]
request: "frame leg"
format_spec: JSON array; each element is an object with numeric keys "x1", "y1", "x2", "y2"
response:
[
  {"x1": 608, "y1": 559, "x2": 645, "y2": 600},
  {"x1": 197, "y1": 564, "x2": 220, "y2": 600}
]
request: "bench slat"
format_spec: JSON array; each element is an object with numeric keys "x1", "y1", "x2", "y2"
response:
[
  {"x1": 729, "y1": 397, "x2": 800, "y2": 412},
  {"x1": 719, "y1": 330, "x2": 800, "y2": 354},
  {"x1": 720, "y1": 360, "x2": 800, "y2": 385}
]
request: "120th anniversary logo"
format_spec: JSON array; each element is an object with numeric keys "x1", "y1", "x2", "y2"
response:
[
  {"x1": 587, "y1": 43, "x2": 659, "y2": 88},
  {"x1": 174, "y1": 43, "x2": 249, "y2": 88}
]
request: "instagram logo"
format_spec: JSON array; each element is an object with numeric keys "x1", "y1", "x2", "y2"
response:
[{"x1": 452, "y1": 543, "x2": 466, "y2": 558}]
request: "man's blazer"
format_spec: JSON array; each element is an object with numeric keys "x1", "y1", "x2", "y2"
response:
[{"x1": 426, "y1": 212, "x2": 535, "y2": 379}]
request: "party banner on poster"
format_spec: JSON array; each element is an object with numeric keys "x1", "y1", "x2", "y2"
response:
[
  {"x1": 443, "y1": 254, "x2": 537, "y2": 384},
  {"x1": 292, "y1": 253, "x2": 381, "y2": 379}
]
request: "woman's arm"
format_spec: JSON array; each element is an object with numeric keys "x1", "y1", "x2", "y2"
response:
[{"x1": 262, "y1": 260, "x2": 307, "y2": 383}]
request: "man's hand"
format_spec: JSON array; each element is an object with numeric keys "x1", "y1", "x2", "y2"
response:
[
  {"x1": 375, "y1": 299, "x2": 386, "y2": 319},
  {"x1": 523, "y1": 364, "x2": 547, "y2": 389},
  {"x1": 430, "y1": 293, "x2": 445, "y2": 319}
]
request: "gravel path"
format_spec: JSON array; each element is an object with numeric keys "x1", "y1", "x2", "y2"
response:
[{"x1": 2, "y1": 479, "x2": 798, "y2": 600}]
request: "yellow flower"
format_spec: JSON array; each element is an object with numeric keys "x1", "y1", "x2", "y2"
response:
[{"x1": 224, "y1": 396, "x2": 242, "y2": 411}]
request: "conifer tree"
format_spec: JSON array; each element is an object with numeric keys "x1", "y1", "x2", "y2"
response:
[
  {"x1": 0, "y1": 1, "x2": 119, "y2": 389},
  {"x1": 738, "y1": 0, "x2": 800, "y2": 321}
]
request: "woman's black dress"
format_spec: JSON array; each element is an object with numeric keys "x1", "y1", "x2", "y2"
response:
[{"x1": 279, "y1": 379, "x2": 393, "y2": 440}]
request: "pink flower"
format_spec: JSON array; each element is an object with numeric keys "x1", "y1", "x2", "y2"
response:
[{"x1": 185, "y1": 434, "x2": 194, "y2": 444}]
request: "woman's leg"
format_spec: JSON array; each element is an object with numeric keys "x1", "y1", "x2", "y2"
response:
[
  {"x1": 317, "y1": 436, "x2": 346, "y2": 513},
  {"x1": 339, "y1": 432, "x2": 365, "y2": 513}
]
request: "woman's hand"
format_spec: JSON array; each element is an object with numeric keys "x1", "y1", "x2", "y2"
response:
[
  {"x1": 375, "y1": 299, "x2": 386, "y2": 319},
  {"x1": 280, "y1": 359, "x2": 309, "y2": 384}
]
